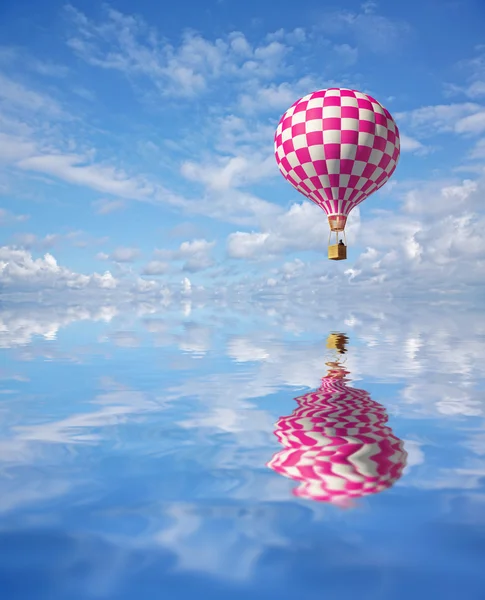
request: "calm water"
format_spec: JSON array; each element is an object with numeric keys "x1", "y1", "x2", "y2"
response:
[{"x1": 1, "y1": 299, "x2": 485, "y2": 599}]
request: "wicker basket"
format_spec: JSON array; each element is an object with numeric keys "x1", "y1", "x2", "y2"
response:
[{"x1": 328, "y1": 243, "x2": 347, "y2": 261}]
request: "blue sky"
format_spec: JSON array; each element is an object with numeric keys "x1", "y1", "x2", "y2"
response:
[{"x1": 0, "y1": 0, "x2": 484, "y2": 299}]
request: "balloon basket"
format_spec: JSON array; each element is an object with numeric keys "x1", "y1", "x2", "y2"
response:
[
  {"x1": 328, "y1": 229, "x2": 347, "y2": 261},
  {"x1": 328, "y1": 244, "x2": 347, "y2": 260}
]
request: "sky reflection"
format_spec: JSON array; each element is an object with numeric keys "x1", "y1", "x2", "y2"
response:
[{"x1": 0, "y1": 299, "x2": 484, "y2": 598}]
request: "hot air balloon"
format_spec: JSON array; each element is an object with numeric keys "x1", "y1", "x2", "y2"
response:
[
  {"x1": 267, "y1": 334, "x2": 407, "y2": 505},
  {"x1": 274, "y1": 88, "x2": 400, "y2": 261}
]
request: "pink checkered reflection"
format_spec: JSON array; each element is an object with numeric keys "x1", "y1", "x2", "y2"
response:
[
  {"x1": 267, "y1": 363, "x2": 407, "y2": 504},
  {"x1": 274, "y1": 88, "x2": 401, "y2": 219}
]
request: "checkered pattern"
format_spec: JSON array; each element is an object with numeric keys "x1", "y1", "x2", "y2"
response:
[
  {"x1": 267, "y1": 371, "x2": 407, "y2": 504},
  {"x1": 274, "y1": 88, "x2": 400, "y2": 218}
]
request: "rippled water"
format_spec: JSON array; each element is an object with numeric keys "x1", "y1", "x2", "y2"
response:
[{"x1": 1, "y1": 300, "x2": 485, "y2": 599}]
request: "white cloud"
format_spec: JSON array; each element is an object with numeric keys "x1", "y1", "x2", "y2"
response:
[
  {"x1": 397, "y1": 102, "x2": 485, "y2": 137},
  {"x1": 466, "y1": 81, "x2": 485, "y2": 98},
  {"x1": 181, "y1": 154, "x2": 275, "y2": 192},
  {"x1": 0, "y1": 207, "x2": 29, "y2": 224},
  {"x1": 17, "y1": 153, "x2": 159, "y2": 201},
  {"x1": 183, "y1": 189, "x2": 282, "y2": 227},
  {"x1": 177, "y1": 239, "x2": 213, "y2": 256},
  {"x1": 227, "y1": 202, "x2": 360, "y2": 260},
  {"x1": 2, "y1": 166, "x2": 485, "y2": 301},
  {"x1": 402, "y1": 175, "x2": 482, "y2": 215},
  {"x1": 0, "y1": 80, "x2": 272, "y2": 226},
  {"x1": 470, "y1": 138, "x2": 485, "y2": 159},
  {"x1": 455, "y1": 110, "x2": 485, "y2": 135},
  {"x1": 214, "y1": 114, "x2": 274, "y2": 155},
  {"x1": 155, "y1": 238, "x2": 216, "y2": 272},
  {"x1": 0, "y1": 75, "x2": 190, "y2": 213},
  {"x1": 238, "y1": 76, "x2": 318, "y2": 114},
  {"x1": 449, "y1": 81, "x2": 485, "y2": 99},
  {"x1": 399, "y1": 133, "x2": 428, "y2": 153},
  {"x1": 449, "y1": 47, "x2": 485, "y2": 99},
  {"x1": 11, "y1": 232, "x2": 59, "y2": 250},
  {"x1": 340, "y1": 211, "x2": 485, "y2": 291},
  {"x1": 361, "y1": 1, "x2": 378, "y2": 14},
  {"x1": 142, "y1": 260, "x2": 169, "y2": 276},
  {"x1": 216, "y1": 167, "x2": 485, "y2": 296},
  {"x1": 109, "y1": 247, "x2": 141, "y2": 263},
  {"x1": 0, "y1": 246, "x2": 119, "y2": 292},
  {"x1": 0, "y1": 132, "x2": 36, "y2": 163},
  {"x1": 177, "y1": 113, "x2": 284, "y2": 225},
  {"x1": 65, "y1": 6, "x2": 301, "y2": 97},
  {"x1": 333, "y1": 43, "x2": 359, "y2": 65},
  {"x1": 318, "y1": 5, "x2": 413, "y2": 54},
  {"x1": 92, "y1": 198, "x2": 127, "y2": 214},
  {"x1": 0, "y1": 72, "x2": 64, "y2": 117},
  {"x1": 11, "y1": 231, "x2": 108, "y2": 251},
  {"x1": 227, "y1": 232, "x2": 270, "y2": 260},
  {"x1": 0, "y1": 45, "x2": 69, "y2": 78}
]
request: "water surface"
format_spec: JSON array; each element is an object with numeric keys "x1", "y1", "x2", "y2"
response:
[{"x1": 1, "y1": 300, "x2": 484, "y2": 599}]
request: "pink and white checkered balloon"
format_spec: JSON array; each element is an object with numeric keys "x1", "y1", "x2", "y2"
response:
[
  {"x1": 274, "y1": 88, "x2": 400, "y2": 231},
  {"x1": 267, "y1": 363, "x2": 407, "y2": 504}
]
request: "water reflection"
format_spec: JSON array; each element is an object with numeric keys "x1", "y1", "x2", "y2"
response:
[
  {"x1": 2, "y1": 302, "x2": 485, "y2": 597},
  {"x1": 268, "y1": 333, "x2": 408, "y2": 505}
]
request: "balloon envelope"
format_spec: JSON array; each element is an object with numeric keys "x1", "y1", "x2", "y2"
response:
[{"x1": 274, "y1": 88, "x2": 400, "y2": 231}]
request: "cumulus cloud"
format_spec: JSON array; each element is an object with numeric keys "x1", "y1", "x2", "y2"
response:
[
  {"x1": 155, "y1": 238, "x2": 216, "y2": 272},
  {"x1": 0, "y1": 246, "x2": 118, "y2": 292},
  {"x1": 226, "y1": 202, "x2": 360, "y2": 260},
  {"x1": 3, "y1": 155, "x2": 485, "y2": 302},
  {"x1": 401, "y1": 174, "x2": 483, "y2": 215},
  {"x1": 221, "y1": 165, "x2": 485, "y2": 299}
]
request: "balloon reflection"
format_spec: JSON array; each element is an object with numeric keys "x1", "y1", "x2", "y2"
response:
[{"x1": 267, "y1": 333, "x2": 407, "y2": 505}]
